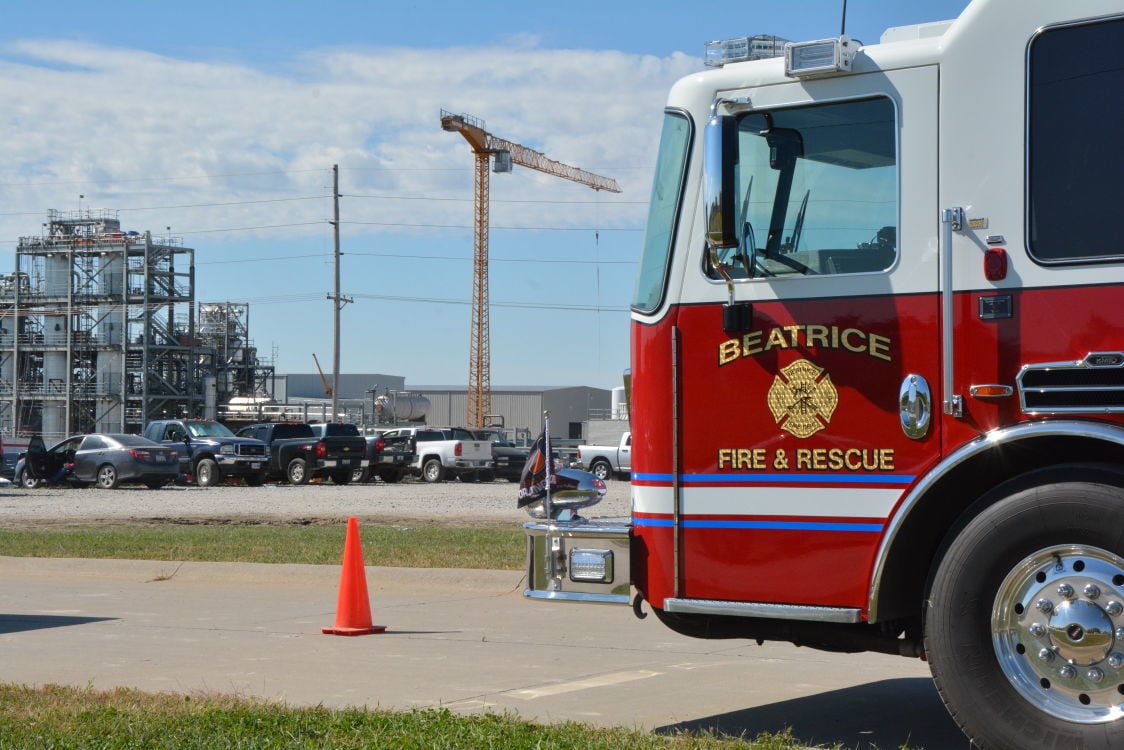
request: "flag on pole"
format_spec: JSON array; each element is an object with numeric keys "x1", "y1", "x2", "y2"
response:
[{"x1": 517, "y1": 416, "x2": 553, "y2": 508}]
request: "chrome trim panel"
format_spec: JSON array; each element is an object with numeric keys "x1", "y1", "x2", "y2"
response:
[
  {"x1": 867, "y1": 419, "x2": 1124, "y2": 621},
  {"x1": 1017, "y1": 353, "x2": 1124, "y2": 414},
  {"x1": 664, "y1": 597, "x2": 861, "y2": 624},
  {"x1": 524, "y1": 590, "x2": 631, "y2": 605}
]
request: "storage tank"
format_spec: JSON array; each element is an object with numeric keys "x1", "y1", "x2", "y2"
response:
[
  {"x1": 44, "y1": 254, "x2": 69, "y2": 297},
  {"x1": 373, "y1": 393, "x2": 430, "y2": 422}
]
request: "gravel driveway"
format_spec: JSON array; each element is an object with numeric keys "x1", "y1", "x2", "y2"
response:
[{"x1": 0, "y1": 477, "x2": 632, "y2": 527}]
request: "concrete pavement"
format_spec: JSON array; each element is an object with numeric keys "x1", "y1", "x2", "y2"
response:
[{"x1": 0, "y1": 556, "x2": 970, "y2": 748}]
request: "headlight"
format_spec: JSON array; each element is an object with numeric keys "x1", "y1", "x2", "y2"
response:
[{"x1": 218, "y1": 445, "x2": 235, "y2": 455}]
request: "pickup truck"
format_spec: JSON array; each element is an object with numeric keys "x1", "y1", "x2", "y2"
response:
[
  {"x1": 304, "y1": 423, "x2": 415, "y2": 484},
  {"x1": 235, "y1": 422, "x2": 367, "y2": 485},
  {"x1": 575, "y1": 432, "x2": 631, "y2": 481},
  {"x1": 380, "y1": 426, "x2": 492, "y2": 483},
  {"x1": 470, "y1": 428, "x2": 530, "y2": 482},
  {"x1": 143, "y1": 419, "x2": 270, "y2": 487}
]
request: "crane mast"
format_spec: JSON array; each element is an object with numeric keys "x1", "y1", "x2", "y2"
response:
[{"x1": 441, "y1": 110, "x2": 622, "y2": 426}]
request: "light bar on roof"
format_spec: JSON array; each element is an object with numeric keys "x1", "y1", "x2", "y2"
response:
[
  {"x1": 704, "y1": 34, "x2": 787, "y2": 67},
  {"x1": 785, "y1": 36, "x2": 856, "y2": 78}
]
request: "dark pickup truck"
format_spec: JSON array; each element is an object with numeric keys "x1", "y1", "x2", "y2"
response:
[
  {"x1": 235, "y1": 422, "x2": 367, "y2": 485},
  {"x1": 306, "y1": 423, "x2": 415, "y2": 484},
  {"x1": 470, "y1": 428, "x2": 530, "y2": 482},
  {"x1": 143, "y1": 419, "x2": 269, "y2": 487}
]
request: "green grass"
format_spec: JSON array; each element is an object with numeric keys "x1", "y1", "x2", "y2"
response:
[
  {"x1": 0, "y1": 524, "x2": 525, "y2": 569},
  {"x1": 0, "y1": 684, "x2": 823, "y2": 749}
]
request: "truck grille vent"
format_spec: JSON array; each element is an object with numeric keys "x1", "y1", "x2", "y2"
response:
[
  {"x1": 1017, "y1": 353, "x2": 1124, "y2": 413},
  {"x1": 237, "y1": 444, "x2": 267, "y2": 456}
]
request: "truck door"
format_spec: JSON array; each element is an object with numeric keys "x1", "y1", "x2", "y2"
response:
[{"x1": 673, "y1": 67, "x2": 940, "y2": 610}]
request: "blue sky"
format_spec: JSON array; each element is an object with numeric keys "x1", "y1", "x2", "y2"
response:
[{"x1": 0, "y1": 0, "x2": 970, "y2": 393}]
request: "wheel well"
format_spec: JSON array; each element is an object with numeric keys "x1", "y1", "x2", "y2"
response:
[
  {"x1": 194, "y1": 453, "x2": 215, "y2": 464},
  {"x1": 872, "y1": 434, "x2": 1124, "y2": 624}
]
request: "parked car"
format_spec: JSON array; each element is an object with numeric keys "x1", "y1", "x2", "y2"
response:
[
  {"x1": 380, "y1": 426, "x2": 492, "y2": 483},
  {"x1": 470, "y1": 428, "x2": 530, "y2": 481},
  {"x1": 143, "y1": 419, "x2": 269, "y2": 487},
  {"x1": 234, "y1": 422, "x2": 366, "y2": 485},
  {"x1": 15, "y1": 433, "x2": 180, "y2": 489},
  {"x1": 575, "y1": 432, "x2": 632, "y2": 481}
]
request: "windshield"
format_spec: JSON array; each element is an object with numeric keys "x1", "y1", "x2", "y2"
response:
[
  {"x1": 632, "y1": 110, "x2": 691, "y2": 312},
  {"x1": 710, "y1": 97, "x2": 897, "y2": 279},
  {"x1": 186, "y1": 421, "x2": 235, "y2": 438}
]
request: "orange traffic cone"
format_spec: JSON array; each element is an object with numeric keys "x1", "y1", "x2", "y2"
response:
[{"x1": 322, "y1": 517, "x2": 387, "y2": 635}]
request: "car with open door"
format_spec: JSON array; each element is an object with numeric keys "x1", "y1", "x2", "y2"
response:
[{"x1": 16, "y1": 434, "x2": 179, "y2": 489}]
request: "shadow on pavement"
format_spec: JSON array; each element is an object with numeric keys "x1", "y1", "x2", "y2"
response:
[
  {"x1": 0, "y1": 614, "x2": 116, "y2": 635},
  {"x1": 656, "y1": 677, "x2": 972, "y2": 749}
]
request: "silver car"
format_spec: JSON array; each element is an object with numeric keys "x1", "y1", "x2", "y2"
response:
[{"x1": 18, "y1": 433, "x2": 180, "y2": 489}]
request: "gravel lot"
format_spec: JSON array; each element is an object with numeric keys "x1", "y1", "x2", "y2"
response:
[{"x1": 0, "y1": 477, "x2": 632, "y2": 528}]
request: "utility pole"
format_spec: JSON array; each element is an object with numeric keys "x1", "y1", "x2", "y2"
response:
[{"x1": 327, "y1": 164, "x2": 352, "y2": 421}]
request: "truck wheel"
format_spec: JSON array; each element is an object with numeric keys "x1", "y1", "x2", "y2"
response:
[
  {"x1": 194, "y1": 458, "x2": 220, "y2": 488},
  {"x1": 377, "y1": 469, "x2": 402, "y2": 483},
  {"x1": 589, "y1": 459, "x2": 612, "y2": 481},
  {"x1": 19, "y1": 470, "x2": 41, "y2": 490},
  {"x1": 351, "y1": 466, "x2": 370, "y2": 483},
  {"x1": 422, "y1": 458, "x2": 445, "y2": 483},
  {"x1": 458, "y1": 471, "x2": 480, "y2": 483},
  {"x1": 478, "y1": 469, "x2": 496, "y2": 483},
  {"x1": 926, "y1": 474, "x2": 1124, "y2": 750},
  {"x1": 330, "y1": 471, "x2": 352, "y2": 485},
  {"x1": 286, "y1": 458, "x2": 309, "y2": 485}
]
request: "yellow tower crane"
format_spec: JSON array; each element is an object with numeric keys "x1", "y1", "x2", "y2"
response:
[{"x1": 440, "y1": 110, "x2": 622, "y2": 426}]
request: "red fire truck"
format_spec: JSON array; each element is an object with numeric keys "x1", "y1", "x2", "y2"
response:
[{"x1": 522, "y1": 1, "x2": 1124, "y2": 747}]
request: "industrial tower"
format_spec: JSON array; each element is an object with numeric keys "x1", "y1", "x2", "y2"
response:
[
  {"x1": 0, "y1": 211, "x2": 276, "y2": 440},
  {"x1": 440, "y1": 111, "x2": 621, "y2": 426}
]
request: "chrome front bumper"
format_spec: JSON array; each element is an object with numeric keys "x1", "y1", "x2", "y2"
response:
[{"x1": 524, "y1": 518, "x2": 632, "y2": 605}]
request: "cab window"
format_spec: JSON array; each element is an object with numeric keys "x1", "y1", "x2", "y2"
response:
[
  {"x1": 708, "y1": 96, "x2": 897, "y2": 279},
  {"x1": 1028, "y1": 16, "x2": 1124, "y2": 263}
]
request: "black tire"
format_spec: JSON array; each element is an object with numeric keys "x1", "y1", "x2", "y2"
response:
[
  {"x1": 421, "y1": 458, "x2": 444, "y2": 483},
  {"x1": 458, "y1": 471, "x2": 480, "y2": 483},
  {"x1": 244, "y1": 474, "x2": 265, "y2": 487},
  {"x1": 351, "y1": 466, "x2": 370, "y2": 484},
  {"x1": 589, "y1": 458, "x2": 612, "y2": 481},
  {"x1": 19, "y1": 470, "x2": 41, "y2": 489},
  {"x1": 926, "y1": 473, "x2": 1124, "y2": 750},
  {"x1": 286, "y1": 457, "x2": 309, "y2": 485},
  {"x1": 96, "y1": 463, "x2": 119, "y2": 490},
  {"x1": 330, "y1": 471, "x2": 352, "y2": 485},
  {"x1": 478, "y1": 469, "x2": 496, "y2": 483},
  {"x1": 378, "y1": 469, "x2": 403, "y2": 483},
  {"x1": 194, "y1": 458, "x2": 220, "y2": 487}
]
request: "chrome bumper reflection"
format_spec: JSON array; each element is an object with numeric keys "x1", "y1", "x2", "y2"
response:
[{"x1": 524, "y1": 518, "x2": 632, "y2": 605}]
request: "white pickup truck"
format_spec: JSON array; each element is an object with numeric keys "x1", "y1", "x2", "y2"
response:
[
  {"x1": 379, "y1": 426, "x2": 492, "y2": 483},
  {"x1": 575, "y1": 432, "x2": 631, "y2": 481}
]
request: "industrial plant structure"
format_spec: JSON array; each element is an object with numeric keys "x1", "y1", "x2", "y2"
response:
[{"x1": 0, "y1": 210, "x2": 274, "y2": 440}]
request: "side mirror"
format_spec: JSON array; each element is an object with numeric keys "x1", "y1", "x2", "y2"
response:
[{"x1": 704, "y1": 113, "x2": 739, "y2": 249}]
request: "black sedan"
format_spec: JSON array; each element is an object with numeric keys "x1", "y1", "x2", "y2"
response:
[{"x1": 16, "y1": 433, "x2": 180, "y2": 489}]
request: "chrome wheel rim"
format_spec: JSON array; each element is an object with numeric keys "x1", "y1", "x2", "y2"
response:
[
  {"x1": 992, "y1": 544, "x2": 1124, "y2": 723},
  {"x1": 98, "y1": 466, "x2": 115, "y2": 487}
]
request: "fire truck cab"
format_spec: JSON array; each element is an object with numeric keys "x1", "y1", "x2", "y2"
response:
[{"x1": 524, "y1": 1, "x2": 1124, "y2": 747}]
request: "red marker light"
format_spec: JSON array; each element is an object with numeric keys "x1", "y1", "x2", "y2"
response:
[{"x1": 984, "y1": 247, "x2": 1007, "y2": 281}]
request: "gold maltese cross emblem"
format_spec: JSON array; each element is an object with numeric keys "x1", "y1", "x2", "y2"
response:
[{"x1": 767, "y1": 359, "x2": 839, "y2": 438}]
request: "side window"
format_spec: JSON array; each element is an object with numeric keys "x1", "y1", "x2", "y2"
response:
[
  {"x1": 1028, "y1": 17, "x2": 1124, "y2": 263},
  {"x1": 81, "y1": 435, "x2": 106, "y2": 450},
  {"x1": 633, "y1": 111, "x2": 692, "y2": 312},
  {"x1": 708, "y1": 97, "x2": 897, "y2": 279}
]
